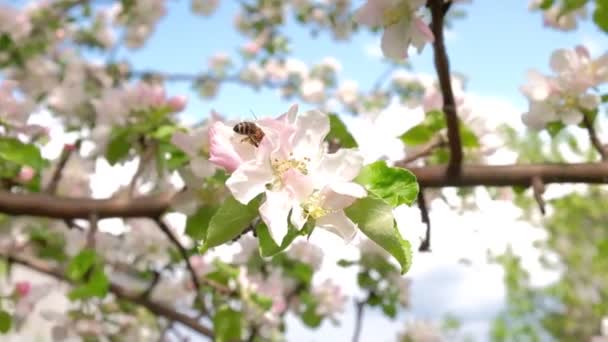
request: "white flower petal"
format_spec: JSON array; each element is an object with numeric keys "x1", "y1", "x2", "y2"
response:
[
  {"x1": 322, "y1": 182, "x2": 367, "y2": 210},
  {"x1": 292, "y1": 110, "x2": 330, "y2": 160},
  {"x1": 316, "y1": 210, "x2": 357, "y2": 242},
  {"x1": 290, "y1": 203, "x2": 307, "y2": 230},
  {"x1": 259, "y1": 190, "x2": 292, "y2": 244},
  {"x1": 381, "y1": 20, "x2": 409, "y2": 60},
  {"x1": 226, "y1": 160, "x2": 273, "y2": 204},
  {"x1": 561, "y1": 108, "x2": 583, "y2": 125},
  {"x1": 314, "y1": 148, "x2": 363, "y2": 187}
]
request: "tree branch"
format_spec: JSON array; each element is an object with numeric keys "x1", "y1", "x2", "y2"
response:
[
  {"x1": 429, "y1": 0, "x2": 462, "y2": 176},
  {"x1": 1, "y1": 252, "x2": 214, "y2": 338},
  {"x1": 351, "y1": 300, "x2": 365, "y2": 342},
  {"x1": 581, "y1": 113, "x2": 607, "y2": 161},
  {"x1": 45, "y1": 140, "x2": 81, "y2": 194},
  {"x1": 1, "y1": 163, "x2": 608, "y2": 219}
]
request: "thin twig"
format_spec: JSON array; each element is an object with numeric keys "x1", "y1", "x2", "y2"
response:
[
  {"x1": 155, "y1": 219, "x2": 231, "y2": 298},
  {"x1": 417, "y1": 189, "x2": 431, "y2": 252},
  {"x1": 581, "y1": 113, "x2": 607, "y2": 161},
  {"x1": 86, "y1": 213, "x2": 98, "y2": 248},
  {"x1": 352, "y1": 300, "x2": 365, "y2": 342},
  {"x1": 45, "y1": 140, "x2": 82, "y2": 194},
  {"x1": 531, "y1": 176, "x2": 546, "y2": 215},
  {"x1": 399, "y1": 135, "x2": 447, "y2": 165},
  {"x1": 428, "y1": 0, "x2": 462, "y2": 176}
]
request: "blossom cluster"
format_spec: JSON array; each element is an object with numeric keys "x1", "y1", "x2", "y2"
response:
[
  {"x1": 521, "y1": 45, "x2": 608, "y2": 129},
  {"x1": 208, "y1": 105, "x2": 366, "y2": 244}
]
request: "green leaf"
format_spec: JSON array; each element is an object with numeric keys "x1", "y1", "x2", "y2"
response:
[
  {"x1": 355, "y1": 161, "x2": 419, "y2": 207},
  {"x1": 256, "y1": 221, "x2": 299, "y2": 257},
  {"x1": 400, "y1": 124, "x2": 435, "y2": 146},
  {"x1": 345, "y1": 197, "x2": 413, "y2": 274},
  {"x1": 213, "y1": 306, "x2": 242, "y2": 342},
  {"x1": 0, "y1": 137, "x2": 46, "y2": 170},
  {"x1": 337, "y1": 259, "x2": 355, "y2": 267},
  {"x1": 300, "y1": 293, "x2": 322, "y2": 328},
  {"x1": 459, "y1": 124, "x2": 480, "y2": 148},
  {"x1": 382, "y1": 302, "x2": 397, "y2": 318},
  {"x1": 105, "y1": 129, "x2": 132, "y2": 165},
  {"x1": 601, "y1": 93, "x2": 608, "y2": 103},
  {"x1": 0, "y1": 310, "x2": 11, "y2": 333},
  {"x1": 68, "y1": 266, "x2": 109, "y2": 300},
  {"x1": 546, "y1": 121, "x2": 565, "y2": 137},
  {"x1": 594, "y1": 2, "x2": 608, "y2": 33},
  {"x1": 326, "y1": 114, "x2": 357, "y2": 148},
  {"x1": 201, "y1": 195, "x2": 261, "y2": 250},
  {"x1": 538, "y1": 0, "x2": 555, "y2": 9},
  {"x1": 185, "y1": 205, "x2": 217, "y2": 240},
  {"x1": 66, "y1": 249, "x2": 97, "y2": 281},
  {"x1": 151, "y1": 125, "x2": 179, "y2": 140}
]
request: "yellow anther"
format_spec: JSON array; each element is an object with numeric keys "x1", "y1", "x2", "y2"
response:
[{"x1": 301, "y1": 191, "x2": 334, "y2": 220}]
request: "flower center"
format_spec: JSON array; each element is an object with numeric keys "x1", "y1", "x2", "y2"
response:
[
  {"x1": 271, "y1": 158, "x2": 309, "y2": 177},
  {"x1": 383, "y1": 2, "x2": 411, "y2": 27},
  {"x1": 270, "y1": 156, "x2": 311, "y2": 189},
  {"x1": 301, "y1": 191, "x2": 332, "y2": 220}
]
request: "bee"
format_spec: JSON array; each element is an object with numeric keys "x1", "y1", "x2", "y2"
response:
[{"x1": 233, "y1": 121, "x2": 265, "y2": 147}]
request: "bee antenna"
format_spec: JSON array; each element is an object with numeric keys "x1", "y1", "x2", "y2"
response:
[{"x1": 249, "y1": 109, "x2": 258, "y2": 120}]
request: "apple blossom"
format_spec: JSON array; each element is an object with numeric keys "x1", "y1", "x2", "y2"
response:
[
  {"x1": 301, "y1": 78, "x2": 326, "y2": 103},
  {"x1": 312, "y1": 279, "x2": 347, "y2": 319},
  {"x1": 355, "y1": 0, "x2": 434, "y2": 60},
  {"x1": 336, "y1": 80, "x2": 359, "y2": 107},
  {"x1": 191, "y1": 0, "x2": 220, "y2": 16},
  {"x1": 520, "y1": 46, "x2": 606, "y2": 129},
  {"x1": 286, "y1": 240, "x2": 324, "y2": 270},
  {"x1": 529, "y1": 0, "x2": 587, "y2": 31},
  {"x1": 210, "y1": 105, "x2": 367, "y2": 244}
]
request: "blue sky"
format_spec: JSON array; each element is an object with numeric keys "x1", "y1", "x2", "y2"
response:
[
  {"x1": 111, "y1": 1, "x2": 607, "y2": 341},
  {"x1": 118, "y1": 0, "x2": 608, "y2": 123}
]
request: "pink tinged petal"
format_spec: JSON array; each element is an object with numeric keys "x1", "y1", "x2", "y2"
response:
[
  {"x1": 321, "y1": 182, "x2": 367, "y2": 210},
  {"x1": 171, "y1": 131, "x2": 198, "y2": 157},
  {"x1": 283, "y1": 169, "x2": 314, "y2": 202},
  {"x1": 208, "y1": 122, "x2": 243, "y2": 172},
  {"x1": 316, "y1": 210, "x2": 357, "y2": 242},
  {"x1": 354, "y1": 1, "x2": 385, "y2": 27},
  {"x1": 167, "y1": 95, "x2": 188, "y2": 112},
  {"x1": 18, "y1": 166, "x2": 35, "y2": 182},
  {"x1": 275, "y1": 104, "x2": 299, "y2": 124},
  {"x1": 550, "y1": 49, "x2": 577, "y2": 74},
  {"x1": 226, "y1": 160, "x2": 273, "y2": 204},
  {"x1": 413, "y1": 17, "x2": 434, "y2": 46},
  {"x1": 521, "y1": 70, "x2": 552, "y2": 101},
  {"x1": 381, "y1": 20, "x2": 409, "y2": 60},
  {"x1": 15, "y1": 281, "x2": 31, "y2": 297},
  {"x1": 259, "y1": 190, "x2": 292, "y2": 244}
]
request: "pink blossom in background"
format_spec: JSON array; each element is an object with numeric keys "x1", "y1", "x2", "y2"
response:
[
  {"x1": 18, "y1": 166, "x2": 35, "y2": 182},
  {"x1": 15, "y1": 281, "x2": 31, "y2": 297},
  {"x1": 167, "y1": 95, "x2": 188, "y2": 112}
]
